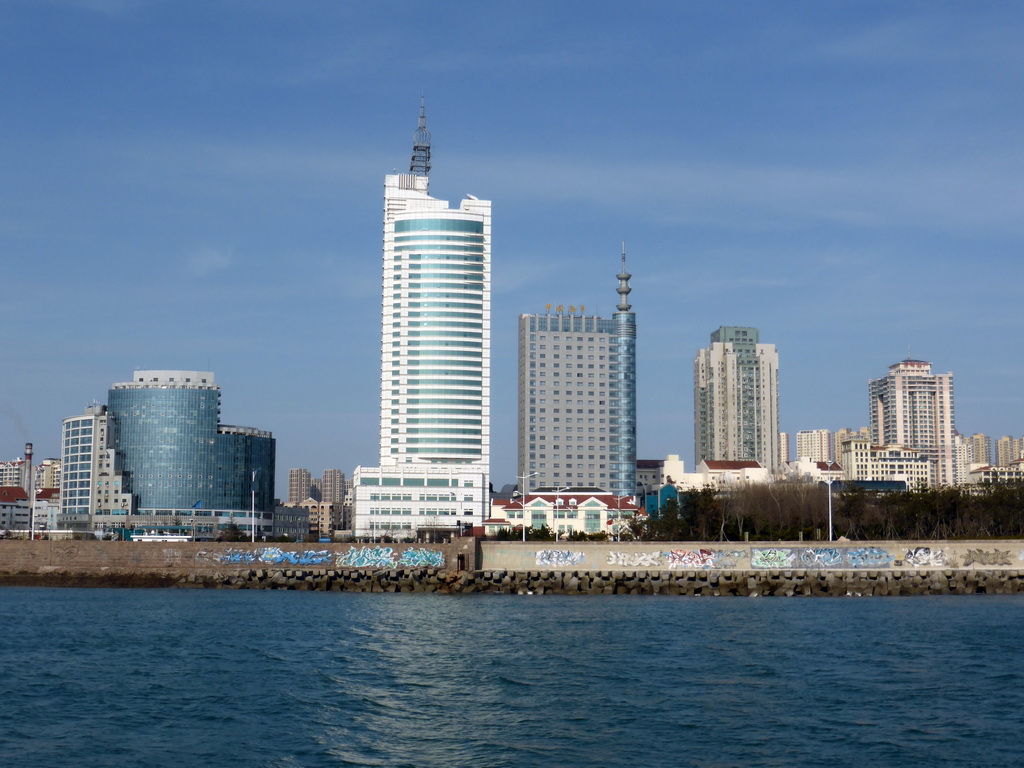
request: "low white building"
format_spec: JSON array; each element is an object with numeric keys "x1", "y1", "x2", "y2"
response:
[
  {"x1": 964, "y1": 459, "x2": 1024, "y2": 485},
  {"x1": 787, "y1": 457, "x2": 843, "y2": 483},
  {"x1": 351, "y1": 464, "x2": 488, "y2": 540},
  {"x1": 496, "y1": 487, "x2": 640, "y2": 539},
  {"x1": 636, "y1": 454, "x2": 687, "y2": 494}
]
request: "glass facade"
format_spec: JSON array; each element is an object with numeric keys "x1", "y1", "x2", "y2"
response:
[
  {"x1": 60, "y1": 411, "x2": 101, "y2": 517},
  {"x1": 381, "y1": 178, "x2": 490, "y2": 469},
  {"x1": 610, "y1": 309, "x2": 637, "y2": 497},
  {"x1": 518, "y1": 308, "x2": 637, "y2": 495},
  {"x1": 352, "y1": 115, "x2": 491, "y2": 539},
  {"x1": 106, "y1": 372, "x2": 275, "y2": 514},
  {"x1": 694, "y1": 327, "x2": 780, "y2": 471}
]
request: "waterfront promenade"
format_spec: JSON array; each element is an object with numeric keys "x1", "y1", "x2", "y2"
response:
[{"x1": 3, "y1": 538, "x2": 1024, "y2": 595}]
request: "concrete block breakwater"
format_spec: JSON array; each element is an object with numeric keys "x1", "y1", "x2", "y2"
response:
[{"x1": 22, "y1": 567, "x2": 1023, "y2": 595}]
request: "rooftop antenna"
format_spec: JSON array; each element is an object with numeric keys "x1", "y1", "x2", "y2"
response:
[
  {"x1": 410, "y1": 97, "x2": 431, "y2": 177},
  {"x1": 616, "y1": 240, "x2": 632, "y2": 312}
]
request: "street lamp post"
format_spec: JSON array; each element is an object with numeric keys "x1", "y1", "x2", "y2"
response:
[
  {"x1": 552, "y1": 486, "x2": 570, "y2": 542},
  {"x1": 25, "y1": 443, "x2": 34, "y2": 540},
  {"x1": 515, "y1": 471, "x2": 538, "y2": 542},
  {"x1": 825, "y1": 476, "x2": 835, "y2": 541},
  {"x1": 611, "y1": 494, "x2": 634, "y2": 542},
  {"x1": 250, "y1": 469, "x2": 258, "y2": 543}
]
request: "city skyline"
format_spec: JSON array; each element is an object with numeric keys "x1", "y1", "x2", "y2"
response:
[{"x1": 3, "y1": 2, "x2": 1023, "y2": 491}]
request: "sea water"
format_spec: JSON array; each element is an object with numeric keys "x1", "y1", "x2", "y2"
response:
[{"x1": 2, "y1": 588, "x2": 1023, "y2": 768}]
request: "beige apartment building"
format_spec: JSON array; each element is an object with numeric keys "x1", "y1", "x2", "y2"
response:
[{"x1": 839, "y1": 438, "x2": 931, "y2": 487}]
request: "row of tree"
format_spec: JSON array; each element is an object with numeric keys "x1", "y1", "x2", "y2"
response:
[{"x1": 629, "y1": 482, "x2": 1024, "y2": 542}]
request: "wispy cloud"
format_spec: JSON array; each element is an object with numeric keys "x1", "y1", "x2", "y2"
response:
[
  {"x1": 36, "y1": 0, "x2": 142, "y2": 18},
  {"x1": 184, "y1": 246, "x2": 233, "y2": 277},
  {"x1": 449, "y1": 149, "x2": 1024, "y2": 238}
]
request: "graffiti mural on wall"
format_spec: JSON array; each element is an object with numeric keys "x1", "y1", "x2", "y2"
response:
[
  {"x1": 750, "y1": 547, "x2": 897, "y2": 569},
  {"x1": 162, "y1": 548, "x2": 183, "y2": 566},
  {"x1": 845, "y1": 547, "x2": 894, "y2": 568},
  {"x1": 664, "y1": 549, "x2": 746, "y2": 570},
  {"x1": 397, "y1": 548, "x2": 446, "y2": 568},
  {"x1": 607, "y1": 551, "x2": 663, "y2": 568},
  {"x1": 962, "y1": 549, "x2": 1012, "y2": 567},
  {"x1": 336, "y1": 546, "x2": 446, "y2": 569},
  {"x1": 798, "y1": 548, "x2": 844, "y2": 568},
  {"x1": 53, "y1": 545, "x2": 79, "y2": 562},
  {"x1": 260, "y1": 548, "x2": 335, "y2": 566},
  {"x1": 751, "y1": 548, "x2": 796, "y2": 569},
  {"x1": 198, "y1": 549, "x2": 257, "y2": 565},
  {"x1": 195, "y1": 546, "x2": 445, "y2": 569},
  {"x1": 336, "y1": 546, "x2": 398, "y2": 568},
  {"x1": 904, "y1": 547, "x2": 947, "y2": 567},
  {"x1": 536, "y1": 550, "x2": 585, "y2": 567}
]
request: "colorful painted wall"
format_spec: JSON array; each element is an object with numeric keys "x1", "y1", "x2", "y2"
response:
[
  {"x1": 0, "y1": 540, "x2": 468, "y2": 575},
  {"x1": 2, "y1": 539, "x2": 1024, "y2": 578},
  {"x1": 480, "y1": 541, "x2": 1024, "y2": 572}
]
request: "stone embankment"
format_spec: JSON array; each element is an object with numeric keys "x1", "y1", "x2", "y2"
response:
[
  {"x1": 7, "y1": 566, "x2": 1024, "y2": 596},
  {"x1": 3, "y1": 539, "x2": 1024, "y2": 595}
]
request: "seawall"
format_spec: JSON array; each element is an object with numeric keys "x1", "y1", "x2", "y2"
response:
[{"x1": 3, "y1": 539, "x2": 1024, "y2": 595}]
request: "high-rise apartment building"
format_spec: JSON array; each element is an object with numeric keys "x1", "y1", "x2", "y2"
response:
[
  {"x1": 320, "y1": 469, "x2": 346, "y2": 504},
  {"x1": 352, "y1": 104, "x2": 491, "y2": 538},
  {"x1": 62, "y1": 370, "x2": 275, "y2": 537},
  {"x1": 36, "y1": 459, "x2": 61, "y2": 490},
  {"x1": 996, "y1": 436, "x2": 1024, "y2": 467},
  {"x1": 796, "y1": 429, "x2": 832, "y2": 463},
  {"x1": 778, "y1": 432, "x2": 790, "y2": 466},
  {"x1": 694, "y1": 326, "x2": 780, "y2": 471},
  {"x1": 0, "y1": 459, "x2": 28, "y2": 489},
  {"x1": 968, "y1": 434, "x2": 993, "y2": 466},
  {"x1": 517, "y1": 256, "x2": 637, "y2": 496},
  {"x1": 288, "y1": 468, "x2": 343, "y2": 504},
  {"x1": 288, "y1": 468, "x2": 312, "y2": 504},
  {"x1": 869, "y1": 359, "x2": 955, "y2": 486},
  {"x1": 833, "y1": 427, "x2": 870, "y2": 464}
]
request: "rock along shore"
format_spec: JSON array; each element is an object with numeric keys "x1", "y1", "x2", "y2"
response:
[{"x1": 4, "y1": 567, "x2": 1024, "y2": 596}]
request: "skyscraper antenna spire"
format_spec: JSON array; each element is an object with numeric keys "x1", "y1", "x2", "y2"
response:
[
  {"x1": 616, "y1": 240, "x2": 632, "y2": 312},
  {"x1": 410, "y1": 97, "x2": 431, "y2": 177}
]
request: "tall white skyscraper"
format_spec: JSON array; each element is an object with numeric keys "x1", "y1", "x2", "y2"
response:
[
  {"x1": 694, "y1": 326, "x2": 780, "y2": 471},
  {"x1": 869, "y1": 359, "x2": 956, "y2": 486},
  {"x1": 352, "y1": 103, "x2": 491, "y2": 538}
]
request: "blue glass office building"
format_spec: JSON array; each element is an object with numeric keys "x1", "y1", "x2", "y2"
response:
[{"x1": 107, "y1": 370, "x2": 275, "y2": 516}]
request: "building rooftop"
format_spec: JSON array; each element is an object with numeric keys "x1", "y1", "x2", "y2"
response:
[
  {"x1": 0, "y1": 487, "x2": 28, "y2": 503},
  {"x1": 703, "y1": 460, "x2": 762, "y2": 470}
]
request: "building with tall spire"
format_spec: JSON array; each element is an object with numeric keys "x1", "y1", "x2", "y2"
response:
[
  {"x1": 517, "y1": 247, "x2": 637, "y2": 498},
  {"x1": 351, "y1": 103, "x2": 491, "y2": 539},
  {"x1": 694, "y1": 326, "x2": 780, "y2": 472}
]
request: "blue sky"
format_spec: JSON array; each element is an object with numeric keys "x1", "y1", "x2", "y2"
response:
[{"x1": 3, "y1": 0, "x2": 1022, "y2": 491}]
